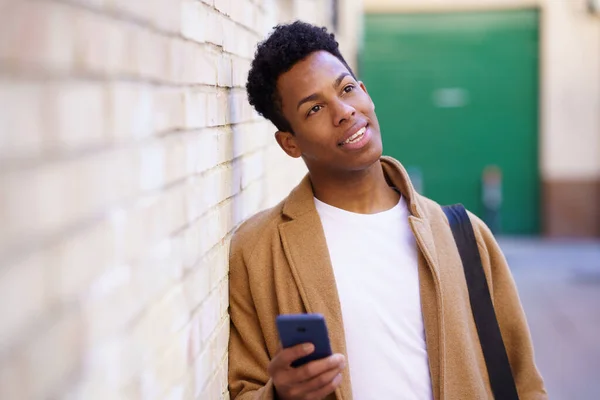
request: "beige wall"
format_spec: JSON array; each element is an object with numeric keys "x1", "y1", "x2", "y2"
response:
[
  {"x1": 274, "y1": 0, "x2": 363, "y2": 72},
  {"x1": 0, "y1": 0, "x2": 344, "y2": 398},
  {"x1": 542, "y1": 0, "x2": 600, "y2": 180},
  {"x1": 364, "y1": 0, "x2": 600, "y2": 181},
  {"x1": 337, "y1": 0, "x2": 365, "y2": 73}
]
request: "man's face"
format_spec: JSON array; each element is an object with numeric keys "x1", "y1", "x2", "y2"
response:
[{"x1": 275, "y1": 51, "x2": 383, "y2": 176}]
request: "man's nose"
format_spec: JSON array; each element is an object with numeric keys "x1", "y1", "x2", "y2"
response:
[{"x1": 333, "y1": 100, "x2": 356, "y2": 126}]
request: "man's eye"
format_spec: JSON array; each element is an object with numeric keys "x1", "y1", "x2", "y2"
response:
[
  {"x1": 343, "y1": 85, "x2": 355, "y2": 93},
  {"x1": 308, "y1": 105, "x2": 322, "y2": 116}
]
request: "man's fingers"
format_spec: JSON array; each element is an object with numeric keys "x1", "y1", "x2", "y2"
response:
[
  {"x1": 301, "y1": 363, "x2": 345, "y2": 393},
  {"x1": 305, "y1": 373, "x2": 344, "y2": 400},
  {"x1": 269, "y1": 351, "x2": 345, "y2": 400},
  {"x1": 271, "y1": 343, "x2": 314, "y2": 371},
  {"x1": 294, "y1": 354, "x2": 345, "y2": 382}
]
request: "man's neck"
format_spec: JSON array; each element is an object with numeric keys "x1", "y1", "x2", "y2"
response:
[{"x1": 310, "y1": 161, "x2": 400, "y2": 214}]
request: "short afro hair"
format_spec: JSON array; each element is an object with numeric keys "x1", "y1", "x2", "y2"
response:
[{"x1": 246, "y1": 21, "x2": 355, "y2": 133}]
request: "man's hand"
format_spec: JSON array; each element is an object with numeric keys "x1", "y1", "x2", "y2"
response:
[{"x1": 268, "y1": 343, "x2": 346, "y2": 400}]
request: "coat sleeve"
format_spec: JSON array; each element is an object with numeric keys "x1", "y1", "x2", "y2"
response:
[
  {"x1": 228, "y1": 232, "x2": 277, "y2": 400},
  {"x1": 469, "y1": 212, "x2": 548, "y2": 400}
]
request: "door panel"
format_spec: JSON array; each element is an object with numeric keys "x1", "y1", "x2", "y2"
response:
[{"x1": 362, "y1": 10, "x2": 540, "y2": 234}]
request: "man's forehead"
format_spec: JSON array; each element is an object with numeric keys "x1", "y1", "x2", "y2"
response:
[{"x1": 278, "y1": 51, "x2": 350, "y2": 93}]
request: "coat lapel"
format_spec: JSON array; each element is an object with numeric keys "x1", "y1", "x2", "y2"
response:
[
  {"x1": 278, "y1": 176, "x2": 352, "y2": 400},
  {"x1": 384, "y1": 157, "x2": 445, "y2": 400},
  {"x1": 410, "y1": 216, "x2": 444, "y2": 400}
]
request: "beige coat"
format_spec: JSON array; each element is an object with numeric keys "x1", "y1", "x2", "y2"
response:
[{"x1": 228, "y1": 156, "x2": 547, "y2": 399}]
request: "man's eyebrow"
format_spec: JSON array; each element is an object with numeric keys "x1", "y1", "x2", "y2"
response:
[
  {"x1": 334, "y1": 72, "x2": 350, "y2": 88},
  {"x1": 297, "y1": 93, "x2": 320, "y2": 111},
  {"x1": 296, "y1": 73, "x2": 352, "y2": 111}
]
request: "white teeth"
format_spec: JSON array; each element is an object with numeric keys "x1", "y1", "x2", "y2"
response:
[{"x1": 343, "y1": 127, "x2": 366, "y2": 144}]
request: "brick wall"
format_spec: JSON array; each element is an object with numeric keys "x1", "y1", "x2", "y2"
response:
[{"x1": 0, "y1": 0, "x2": 337, "y2": 398}]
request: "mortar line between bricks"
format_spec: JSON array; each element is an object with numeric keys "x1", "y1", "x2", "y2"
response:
[
  {"x1": 155, "y1": 316, "x2": 230, "y2": 400},
  {"x1": 51, "y1": 279, "x2": 232, "y2": 399},
  {"x1": 0, "y1": 57, "x2": 254, "y2": 87},
  {"x1": 0, "y1": 121, "x2": 269, "y2": 177},
  {"x1": 167, "y1": 167, "x2": 258, "y2": 238},
  {"x1": 192, "y1": 315, "x2": 231, "y2": 397},
  {"x1": 115, "y1": 235, "x2": 232, "y2": 339},
  {"x1": 181, "y1": 230, "x2": 235, "y2": 280},
  {"x1": 0, "y1": 118, "x2": 264, "y2": 173},
  {"x1": 0, "y1": 293, "x2": 81, "y2": 365},
  {"x1": 197, "y1": 0, "x2": 266, "y2": 40},
  {"x1": 36, "y1": 0, "x2": 264, "y2": 51},
  {"x1": 0, "y1": 145, "x2": 271, "y2": 270},
  {"x1": 102, "y1": 261, "x2": 230, "y2": 374},
  {"x1": 161, "y1": 314, "x2": 230, "y2": 399}
]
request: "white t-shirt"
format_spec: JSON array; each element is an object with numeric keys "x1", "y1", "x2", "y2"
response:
[{"x1": 314, "y1": 195, "x2": 433, "y2": 399}]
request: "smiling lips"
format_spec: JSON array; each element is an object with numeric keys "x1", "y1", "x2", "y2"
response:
[{"x1": 340, "y1": 126, "x2": 367, "y2": 146}]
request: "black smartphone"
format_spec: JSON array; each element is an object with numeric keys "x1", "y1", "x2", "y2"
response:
[{"x1": 276, "y1": 313, "x2": 333, "y2": 368}]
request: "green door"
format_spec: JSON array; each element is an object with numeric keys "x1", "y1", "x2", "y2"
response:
[{"x1": 362, "y1": 10, "x2": 540, "y2": 234}]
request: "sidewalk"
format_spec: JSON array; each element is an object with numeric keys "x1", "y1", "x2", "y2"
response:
[{"x1": 498, "y1": 237, "x2": 600, "y2": 400}]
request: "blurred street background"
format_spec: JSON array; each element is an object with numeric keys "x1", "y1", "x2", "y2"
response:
[
  {"x1": 1, "y1": 0, "x2": 599, "y2": 398},
  {"x1": 500, "y1": 238, "x2": 600, "y2": 399}
]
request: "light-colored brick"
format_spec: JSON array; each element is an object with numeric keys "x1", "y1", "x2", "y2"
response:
[
  {"x1": 182, "y1": 240, "x2": 228, "y2": 312},
  {"x1": 50, "y1": 219, "x2": 115, "y2": 306},
  {"x1": 52, "y1": 81, "x2": 107, "y2": 150},
  {"x1": 0, "y1": 163, "x2": 70, "y2": 255},
  {"x1": 207, "y1": 9, "x2": 226, "y2": 48},
  {"x1": 0, "y1": 348, "x2": 29, "y2": 400},
  {"x1": 229, "y1": 89, "x2": 255, "y2": 124},
  {"x1": 0, "y1": 2, "x2": 75, "y2": 72},
  {"x1": 107, "y1": 82, "x2": 155, "y2": 140},
  {"x1": 72, "y1": 9, "x2": 119, "y2": 75},
  {"x1": 105, "y1": 0, "x2": 180, "y2": 33},
  {"x1": 143, "y1": 320, "x2": 192, "y2": 399},
  {"x1": 232, "y1": 120, "x2": 274, "y2": 158},
  {"x1": 182, "y1": 42, "x2": 218, "y2": 85},
  {"x1": 184, "y1": 89, "x2": 208, "y2": 129},
  {"x1": 154, "y1": 87, "x2": 185, "y2": 133},
  {"x1": 240, "y1": 150, "x2": 265, "y2": 188},
  {"x1": 84, "y1": 263, "x2": 141, "y2": 344},
  {"x1": 24, "y1": 309, "x2": 84, "y2": 399},
  {"x1": 193, "y1": 342, "x2": 212, "y2": 396},
  {"x1": 205, "y1": 88, "x2": 230, "y2": 126},
  {"x1": 181, "y1": 0, "x2": 209, "y2": 44},
  {"x1": 184, "y1": 164, "x2": 240, "y2": 226},
  {"x1": 164, "y1": 135, "x2": 189, "y2": 184},
  {"x1": 254, "y1": 4, "x2": 268, "y2": 36},
  {"x1": 131, "y1": 285, "x2": 189, "y2": 363},
  {"x1": 184, "y1": 128, "x2": 220, "y2": 174},
  {"x1": 0, "y1": 80, "x2": 45, "y2": 161},
  {"x1": 71, "y1": 336, "x2": 138, "y2": 398},
  {"x1": 133, "y1": 28, "x2": 171, "y2": 80},
  {"x1": 139, "y1": 141, "x2": 166, "y2": 191},
  {"x1": 0, "y1": 251, "x2": 49, "y2": 354},
  {"x1": 232, "y1": 56, "x2": 251, "y2": 88},
  {"x1": 215, "y1": 0, "x2": 232, "y2": 17},
  {"x1": 230, "y1": 0, "x2": 255, "y2": 31},
  {"x1": 218, "y1": 54, "x2": 233, "y2": 87}
]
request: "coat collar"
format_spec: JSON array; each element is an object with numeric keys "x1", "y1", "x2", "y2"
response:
[
  {"x1": 281, "y1": 156, "x2": 426, "y2": 220},
  {"x1": 278, "y1": 156, "x2": 443, "y2": 400}
]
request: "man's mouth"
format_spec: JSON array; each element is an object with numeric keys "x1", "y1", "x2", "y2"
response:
[{"x1": 341, "y1": 126, "x2": 367, "y2": 146}]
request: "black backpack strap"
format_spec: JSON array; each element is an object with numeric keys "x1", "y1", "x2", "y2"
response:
[{"x1": 442, "y1": 204, "x2": 520, "y2": 400}]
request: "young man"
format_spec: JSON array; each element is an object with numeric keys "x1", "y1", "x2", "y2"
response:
[{"x1": 228, "y1": 21, "x2": 547, "y2": 400}]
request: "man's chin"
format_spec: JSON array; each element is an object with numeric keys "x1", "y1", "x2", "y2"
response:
[{"x1": 340, "y1": 148, "x2": 383, "y2": 173}]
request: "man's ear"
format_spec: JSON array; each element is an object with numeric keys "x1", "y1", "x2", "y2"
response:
[
  {"x1": 275, "y1": 130, "x2": 302, "y2": 158},
  {"x1": 359, "y1": 81, "x2": 369, "y2": 94},
  {"x1": 359, "y1": 81, "x2": 375, "y2": 110}
]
